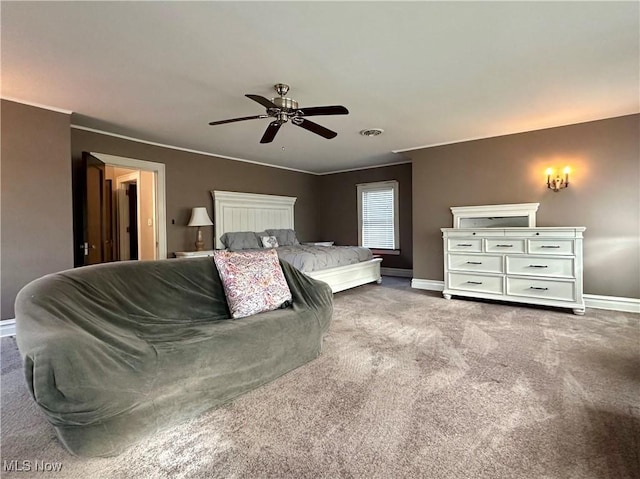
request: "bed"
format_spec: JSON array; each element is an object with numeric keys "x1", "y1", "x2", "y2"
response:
[{"x1": 211, "y1": 190, "x2": 382, "y2": 292}]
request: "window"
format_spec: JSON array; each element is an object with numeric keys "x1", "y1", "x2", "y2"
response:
[{"x1": 357, "y1": 180, "x2": 399, "y2": 251}]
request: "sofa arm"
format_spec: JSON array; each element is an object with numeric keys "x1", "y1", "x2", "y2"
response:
[
  {"x1": 280, "y1": 260, "x2": 333, "y2": 312},
  {"x1": 15, "y1": 274, "x2": 157, "y2": 428}
]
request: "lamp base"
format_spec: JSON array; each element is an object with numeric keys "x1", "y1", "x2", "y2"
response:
[{"x1": 195, "y1": 228, "x2": 205, "y2": 251}]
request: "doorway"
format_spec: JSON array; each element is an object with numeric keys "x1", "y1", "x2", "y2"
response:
[{"x1": 75, "y1": 152, "x2": 167, "y2": 267}]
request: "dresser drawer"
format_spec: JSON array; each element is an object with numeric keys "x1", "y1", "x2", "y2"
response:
[
  {"x1": 506, "y1": 256, "x2": 575, "y2": 278},
  {"x1": 448, "y1": 273, "x2": 503, "y2": 294},
  {"x1": 485, "y1": 239, "x2": 525, "y2": 253},
  {"x1": 506, "y1": 277, "x2": 576, "y2": 302},
  {"x1": 528, "y1": 239, "x2": 574, "y2": 255},
  {"x1": 447, "y1": 238, "x2": 482, "y2": 252},
  {"x1": 448, "y1": 254, "x2": 503, "y2": 273}
]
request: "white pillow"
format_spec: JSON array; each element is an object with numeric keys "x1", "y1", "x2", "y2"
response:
[
  {"x1": 261, "y1": 235, "x2": 279, "y2": 248},
  {"x1": 213, "y1": 249, "x2": 292, "y2": 319}
]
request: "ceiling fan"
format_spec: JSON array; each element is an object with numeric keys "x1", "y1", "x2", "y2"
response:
[{"x1": 208, "y1": 83, "x2": 349, "y2": 144}]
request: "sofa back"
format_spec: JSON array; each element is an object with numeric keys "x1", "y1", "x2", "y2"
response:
[{"x1": 16, "y1": 258, "x2": 231, "y2": 336}]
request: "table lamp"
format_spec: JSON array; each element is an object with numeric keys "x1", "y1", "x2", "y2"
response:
[{"x1": 187, "y1": 207, "x2": 213, "y2": 251}]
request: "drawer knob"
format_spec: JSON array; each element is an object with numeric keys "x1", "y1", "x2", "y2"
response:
[
  {"x1": 540, "y1": 245, "x2": 561, "y2": 249},
  {"x1": 529, "y1": 286, "x2": 549, "y2": 291},
  {"x1": 466, "y1": 261, "x2": 482, "y2": 265},
  {"x1": 457, "y1": 243, "x2": 473, "y2": 246},
  {"x1": 466, "y1": 281, "x2": 483, "y2": 285},
  {"x1": 528, "y1": 264, "x2": 549, "y2": 268}
]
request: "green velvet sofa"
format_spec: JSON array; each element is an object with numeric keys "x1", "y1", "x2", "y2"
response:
[{"x1": 15, "y1": 257, "x2": 333, "y2": 457}]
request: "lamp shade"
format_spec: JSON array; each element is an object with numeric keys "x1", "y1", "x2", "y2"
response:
[{"x1": 187, "y1": 207, "x2": 213, "y2": 227}]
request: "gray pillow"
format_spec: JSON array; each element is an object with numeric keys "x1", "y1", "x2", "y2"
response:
[
  {"x1": 220, "y1": 231, "x2": 261, "y2": 251},
  {"x1": 265, "y1": 229, "x2": 300, "y2": 247}
]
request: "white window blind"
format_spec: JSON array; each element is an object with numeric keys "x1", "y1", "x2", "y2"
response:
[{"x1": 357, "y1": 181, "x2": 399, "y2": 250}]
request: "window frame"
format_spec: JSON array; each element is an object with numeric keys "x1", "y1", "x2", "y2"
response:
[{"x1": 357, "y1": 180, "x2": 399, "y2": 251}]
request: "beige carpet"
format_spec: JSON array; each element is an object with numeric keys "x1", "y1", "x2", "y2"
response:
[{"x1": 1, "y1": 277, "x2": 639, "y2": 479}]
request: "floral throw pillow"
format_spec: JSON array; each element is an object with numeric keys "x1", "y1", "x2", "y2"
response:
[
  {"x1": 213, "y1": 249, "x2": 292, "y2": 319},
  {"x1": 261, "y1": 235, "x2": 279, "y2": 249}
]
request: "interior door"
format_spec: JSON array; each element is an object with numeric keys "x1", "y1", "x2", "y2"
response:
[
  {"x1": 81, "y1": 152, "x2": 107, "y2": 266},
  {"x1": 104, "y1": 179, "x2": 114, "y2": 262},
  {"x1": 128, "y1": 183, "x2": 139, "y2": 260}
]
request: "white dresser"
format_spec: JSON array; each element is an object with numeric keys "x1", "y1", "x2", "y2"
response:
[{"x1": 441, "y1": 227, "x2": 586, "y2": 315}]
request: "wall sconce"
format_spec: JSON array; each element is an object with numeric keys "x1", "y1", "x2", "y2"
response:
[
  {"x1": 546, "y1": 167, "x2": 570, "y2": 192},
  {"x1": 187, "y1": 207, "x2": 213, "y2": 251}
]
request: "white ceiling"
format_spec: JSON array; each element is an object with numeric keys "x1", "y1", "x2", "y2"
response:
[{"x1": 2, "y1": 2, "x2": 638, "y2": 174}]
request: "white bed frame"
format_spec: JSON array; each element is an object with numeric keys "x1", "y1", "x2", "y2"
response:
[{"x1": 211, "y1": 190, "x2": 382, "y2": 293}]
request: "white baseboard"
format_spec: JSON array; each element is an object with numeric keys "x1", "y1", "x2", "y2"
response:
[
  {"x1": 411, "y1": 278, "x2": 444, "y2": 292},
  {"x1": 584, "y1": 294, "x2": 640, "y2": 313},
  {"x1": 411, "y1": 279, "x2": 639, "y2": 313},
  {"x1": 381, "y1": 267, "x2": 413, "y2": 278},
  {"x1": 1, "y1": 319, "x2": 16, "y2": 338}
]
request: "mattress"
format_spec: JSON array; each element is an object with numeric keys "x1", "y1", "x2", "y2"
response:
[{"x1": 275, "y1": 244, "x2": 373, "y2": 273}]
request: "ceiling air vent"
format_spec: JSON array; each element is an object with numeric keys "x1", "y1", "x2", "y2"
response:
[{"x1": 359, "y1": 128, "x2": 384, "y2": 137}]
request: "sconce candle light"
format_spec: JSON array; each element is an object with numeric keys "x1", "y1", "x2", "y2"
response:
[
  {"x1": 546, "y1": 166, "x2": 570, "y2": 192},
  {"x1": 187, "y1": 207, "x2": 213, "y2": 251}
]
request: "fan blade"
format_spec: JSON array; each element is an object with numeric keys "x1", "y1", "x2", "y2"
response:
[
  {"x1": 209, "y1": 115, "x2": 267, "y2": 126},
  {"x1": 260, "y1": 121, "x2": 282, "y2": 143},
  {"x1": 292, "y1": 118, "x2": 337, "y2": 139},
  {"x1": 296, "y1": 105, "x2": 349, "y2": 117},
  {"x1": 246, "y1": 94, "x2": 279, "y2": 110}
]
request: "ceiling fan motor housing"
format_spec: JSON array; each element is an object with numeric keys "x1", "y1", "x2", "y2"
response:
[
  {"x1": 270, "y1": 96, "x2": 299, "y2": 124},
  {"x1": 271, "y1": 97, "x2": 298, "y2": 111}
]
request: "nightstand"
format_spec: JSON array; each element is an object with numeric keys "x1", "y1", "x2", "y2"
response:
[
  {"x1": 174, "y1": 250, "x2": 215, "y2": 258},
  {"x1": 302, "y1": 241, "x2": 334, "y2": 247}
]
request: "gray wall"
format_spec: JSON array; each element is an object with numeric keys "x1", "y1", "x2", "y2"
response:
[
  {"x1": 2, "y1": 101, "x2": 320, "y2": 319},
  {"x1": 1, "y1": 100, "x2": 74, "y2": 319},
  {"x1": 408, "y1": 114, "x2": 640, "y2": 298},
  {"x1": 317, "y1": 163, "x2": 412, "y2": 270},
  {"x1": 71, "y1": 129, "x2": 320, "y2": 257},
  {"x1": 3, "y1": 98, "x2": 636, "y2": 322}
]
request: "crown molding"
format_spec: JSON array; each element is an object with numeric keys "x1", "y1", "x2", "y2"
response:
[
  {"x1": 1, "y1": 98, "x2": 411, "y2": 175},
  {"x1": 317, "y1": 160, "x2": 412, "y2": 176},
  {"x1": 392, "y1": 113, "x2": 640, "y2": 154},
  {"x1": 71, "y1": 125, "x2": 317, "y2": 175},
  {"x1": 1, "y1": 96, "x2": 73, "y2": 115}
]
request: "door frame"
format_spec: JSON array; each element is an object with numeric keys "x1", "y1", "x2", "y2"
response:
[{"x1": 92, "y1": 153, "x2": 167, "y2": 259}]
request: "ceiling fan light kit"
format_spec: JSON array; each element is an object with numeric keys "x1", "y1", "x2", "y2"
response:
[{"x1": 209, "y1": 83, "x2": 349, "y2": 144}]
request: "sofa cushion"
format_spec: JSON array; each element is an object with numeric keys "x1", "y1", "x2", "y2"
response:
[
  {"x1": 265, "y1": 228, "x2": 300, "y2": 246},
  {"x1": 213, "y1": 249, "x2": 292, "y2": 319}
]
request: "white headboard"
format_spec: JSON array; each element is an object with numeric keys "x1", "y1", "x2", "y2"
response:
[{"x1": 211, "y1": 190, "x2": 297, "y2": 249}]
